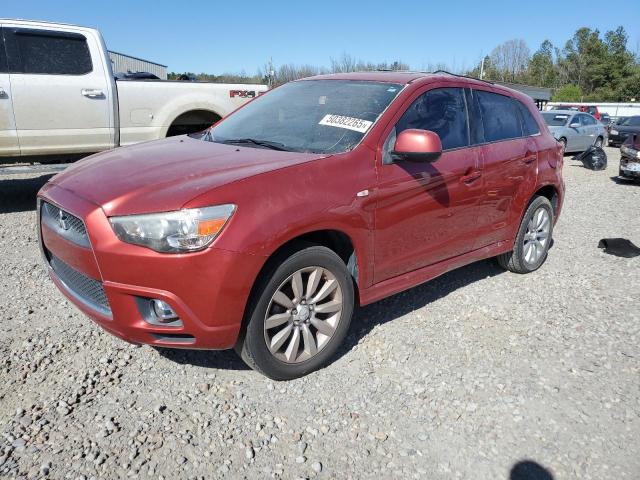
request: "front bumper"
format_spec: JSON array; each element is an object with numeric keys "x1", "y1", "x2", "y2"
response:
[
  {"x1": 609, "y1": 132, "x2": 630, "y2": 145},
  {"x1": 619, "y1": 158, "x2": 640, "y2": 179},
  {"x1": 38, "y1": 183, "x2": 261, "y2": 350}
]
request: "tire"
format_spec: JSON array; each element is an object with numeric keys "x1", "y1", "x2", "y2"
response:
[
  {"x1": 236, "y1": 245, "x2": 354, "y2": 380},
  {"x1": 594, "y1": 136, "x2": 603, "y2": 148},
  {"x1": 497, "y1": 196, "x2": 554, "y2": 274}
]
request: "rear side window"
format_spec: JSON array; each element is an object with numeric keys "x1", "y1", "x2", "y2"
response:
[
  {"x1": 514, "y1": 100, "x2": 540, "y2": 136},
  {"x1": 395, "y1": 87, "x2": 469, "y2": 150},
  {"x1": 7, "y1": 28, "x2": 92, "y2": 75},
  {"x1": 476, "y1": 91, "x2": 522, "y2": 142},
  {"x1": 0, "y1": 29, "x2": 7, "y2": 73}
]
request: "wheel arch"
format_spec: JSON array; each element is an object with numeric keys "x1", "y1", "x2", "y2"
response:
[
  {"x1": 165, "y1": 109, "x2": 222, "y2": 137},
  {"x1": 236, "y1": 228, "x2": 360, "y2": 348}
]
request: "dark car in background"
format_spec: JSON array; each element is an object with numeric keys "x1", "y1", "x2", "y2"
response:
[
  {"x1": 619, "y1": 133, "x2": 640, "y2": 181},
  {"x1": 609, "y1": 116, "x2": 640, "y2": 147}
]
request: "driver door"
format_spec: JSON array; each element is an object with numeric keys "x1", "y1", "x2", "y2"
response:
[{"x1": 373, "y1": 86, "x2": 484, "y2": 283}]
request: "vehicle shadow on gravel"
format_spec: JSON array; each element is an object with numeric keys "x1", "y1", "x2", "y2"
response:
[
  {"x1": 154, "y1": 346, "x2": 250, "y2": 371},
  {"x1": 0, "y1": 175, "x2": 53, "y2": 214},
  {"x1": 338, "y1": 258, "x2": 505, "y2": 359},
  {"x1": 510, "y1": 460, "x2": 554, "y2": 480},
  {"x1": 610, "y1": 176, "x2": 639, "y2": 186},
  {"x1": 155, "y1": 259, "x2": 506, "y2": 373}
]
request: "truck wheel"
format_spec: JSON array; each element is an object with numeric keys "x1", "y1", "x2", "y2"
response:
[
  {"x1": 236, "y1": 246, "x2": 354, "y2": 380},
  {"x1": 497, "y1": 196, "x2": 554, "y2": 274}
]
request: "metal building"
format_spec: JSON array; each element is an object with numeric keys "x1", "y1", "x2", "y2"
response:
[
  {"x1": 496, "y1": 82, "x2": 553, "y2": 109},
  {"x1": 108, "y1": 51, "x2": 168, "y2": 79}
]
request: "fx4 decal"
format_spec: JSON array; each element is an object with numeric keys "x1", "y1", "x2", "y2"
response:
[{"x1": 230, "y1": 90, "x2": 256, "y2": 98}]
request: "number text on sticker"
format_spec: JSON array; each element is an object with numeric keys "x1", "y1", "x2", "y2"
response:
[{"x1": 319, "y1": 114, "x2": 373, "y2": 133}]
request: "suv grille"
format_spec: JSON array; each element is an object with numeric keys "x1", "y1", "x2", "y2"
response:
[
  {"x1": 49, "y1": 254, "x2": 111, "y2": 316},
  {"x1": 41, "y1": 202, "x2": 90, "y2": 248}
]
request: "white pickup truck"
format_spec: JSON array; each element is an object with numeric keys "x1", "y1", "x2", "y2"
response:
[{"x1": 0, "y1": 19, "x2": 267, "y2": 162}]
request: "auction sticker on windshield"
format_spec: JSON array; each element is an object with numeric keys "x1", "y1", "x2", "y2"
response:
[{"x1": 319, "y1": 114, "x2": 373, "y2": 133}]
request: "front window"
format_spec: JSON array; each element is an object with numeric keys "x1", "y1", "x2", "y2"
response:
[
  {"x1": 202, "y1": 80, "x2": 402, "y2": 154},
  {"x1": 542, "y1": 113, "x2": 570, "y2": 127}
]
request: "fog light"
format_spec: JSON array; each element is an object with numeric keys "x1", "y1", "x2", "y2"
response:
[{"x1": 151, "y1": 299, "x2": 179, "y2": 322}]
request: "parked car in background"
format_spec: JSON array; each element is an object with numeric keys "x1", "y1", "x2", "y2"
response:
[
  {"x1": 619, "y1": 133, "x2": 640, "y2": 181},
  {"x1": 608, "y1": 116, "x2": 640, "y2": 147},
  {"x1": 541, "y1": 110, "x2": 607, "y2": 153},
  {"x1": 0, "y1": 19, "x2": 267, "y2": 163},
  {"x1": 551, "y1": 104, "x2": 601, "y2": 120},
  {"x1": 38, "y1": 71, "x2": 564, "y2": 379},
  {"x1": 600, "y1": 113, "x2": 611, "y2": 126}
]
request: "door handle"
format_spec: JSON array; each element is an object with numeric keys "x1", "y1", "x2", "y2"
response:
[
  {"x1": 460, "y1": 170, "x2": 481, "y2": 184},
  {"x1": 81, "y1": 89, "x2": 104, "y2": 98},
  {"x1": 523, "y1": 155, "x2": 537, "y2": 165}
]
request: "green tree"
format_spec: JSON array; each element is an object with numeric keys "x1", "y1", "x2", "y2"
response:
[
  {"x1": 527, "y1": 40, "x2": 556, "y2": 87},
  {"x1": 553, "y1": 84, "x2": 583, "y2": 101}
]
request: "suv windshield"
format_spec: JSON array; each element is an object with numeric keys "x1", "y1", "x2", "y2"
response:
[
  {"x1": 542, "y1": 113, "x2": 570, "y2": 126},
  {"x1": 202, "y1": 80, "x2": 402, "y2": 154}
]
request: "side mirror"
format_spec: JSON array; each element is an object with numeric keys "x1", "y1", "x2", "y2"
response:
[
  {"x1": 569, "y1": 122, "x2": 580, "y2": 128},
  {"x1": 390, "y1": 129, "x2": 443, "y2": 163}
]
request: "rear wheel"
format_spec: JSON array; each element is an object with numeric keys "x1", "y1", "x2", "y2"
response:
[
  {"x1": 497, "y1": 196, "x2": 554, "y2": 274},
  {"x1": 236, "y1": 246, "x2": 354, "y2": 380}
]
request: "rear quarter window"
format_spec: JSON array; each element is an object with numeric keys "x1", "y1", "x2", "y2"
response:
[
  {"x1": 0, "y1": 29, "x2": 7, "y2": 73},
  {"x1": 476, "y1": 91, "x2": 522, "y2": 142},
  {"x1": 514, "y1": 100, "x2": 541, "y2": 136}
]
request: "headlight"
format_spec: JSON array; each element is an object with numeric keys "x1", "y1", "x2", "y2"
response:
[
  {"x1": 621, "y1": 145, "x2": 640, "y2": 159},
  {"x1": 610, "y1": 129, "x2": 619, "y2": 135},
  {"x1": 109, "y1": 205, "x2": 236, "y2": 253}
]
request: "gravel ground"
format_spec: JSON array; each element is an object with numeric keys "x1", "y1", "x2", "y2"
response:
[{"x1": 1, "y1": 147, "x2": 639, "y2": 479}]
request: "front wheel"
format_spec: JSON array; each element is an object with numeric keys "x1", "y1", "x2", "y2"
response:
[
  {"x1": 236, "y1": 246, "x2": 354, "y2": 380},
  {"x1": 497, "y1": 196, "x2": 554, "y2": 274}
]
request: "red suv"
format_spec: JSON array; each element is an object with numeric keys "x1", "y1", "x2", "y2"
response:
[{"x1": 38, "y1": 72, "x2": 564, "y2": 379}]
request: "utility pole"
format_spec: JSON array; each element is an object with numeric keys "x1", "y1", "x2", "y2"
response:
[{"x1": 480, "y1": 57, "x2": 485, "y2": 80}]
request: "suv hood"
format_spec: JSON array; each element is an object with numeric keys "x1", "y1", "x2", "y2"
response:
[{"x1": 50, "y1": 136, "x2": 326, "y2": 216}]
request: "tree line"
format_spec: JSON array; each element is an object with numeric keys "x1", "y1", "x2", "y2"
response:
[{"x1": 169, "y1": 26, "x2": 639, "y2": 103}]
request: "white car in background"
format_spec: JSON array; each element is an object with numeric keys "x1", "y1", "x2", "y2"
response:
[
  {"x1": 0, "y1": 19, "x2": 267, "y2": 163},
  {"x1": 541, "y1": 110, "x2": 607, "y2": 153}
]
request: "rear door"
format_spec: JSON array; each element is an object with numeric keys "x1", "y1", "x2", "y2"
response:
[
  {"x1": 0, "y1": 27, "x2": 20, "y2": 157},
  {"x1": 471, "y1": 89, "x2": 537, "y2": 248},
  {"x1": 4, "y1": 25, "x2": 112, "y2": 156},
  {"x1": 581, "y1": 114, "x2": 598, "y2": 147}
]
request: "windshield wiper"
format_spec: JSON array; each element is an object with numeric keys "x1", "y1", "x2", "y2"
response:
[{"x1": 220, "y1": 138, "x2": 290, "y2": 151}]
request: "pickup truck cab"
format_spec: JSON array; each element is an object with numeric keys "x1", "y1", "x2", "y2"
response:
[{"x1": 0, "y1": 19, "x2": 266, "y2": 161}]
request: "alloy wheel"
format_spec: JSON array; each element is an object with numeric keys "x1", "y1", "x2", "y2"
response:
[
  {"x1": 523, "y1": 207, "x2": 551, "y2": 265},
  {"x1": 263, "y1": 267, "x2": 343, "y2": 364}
]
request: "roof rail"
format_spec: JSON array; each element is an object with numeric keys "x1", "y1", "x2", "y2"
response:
[{"x1": 432, "y1": 70, "x2": 494, "y2": 85}]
